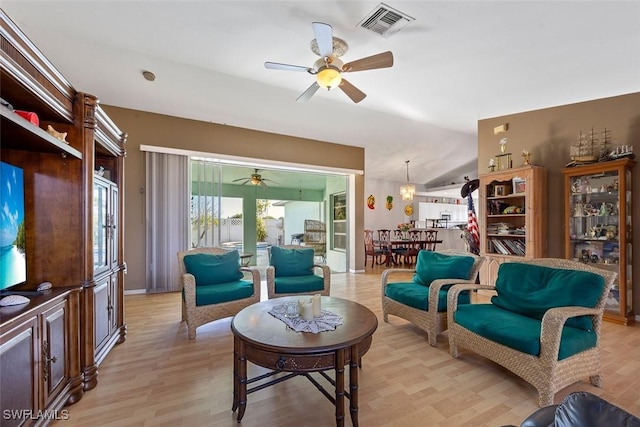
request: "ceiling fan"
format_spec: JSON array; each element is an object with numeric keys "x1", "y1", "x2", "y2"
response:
[
  {"x1": 265, "y1": 22, "x2": 394, "y2": 103},
  {"x1": 232, "y1": 169, "x2": 278, "y2": 187}
]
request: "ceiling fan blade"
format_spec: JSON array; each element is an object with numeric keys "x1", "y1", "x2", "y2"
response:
[
  {"x1": 342, "y1": 51, "x2": 394, "y2": 72},
  {"x1": 312, "y1": 22, "x2": 333, "y2": 57},
  {"x1": 296, "y1": 82, "x2": 320, "y2": 103},
  {"x1": 232, "y1": 179, "x2": 251, "y2": 185},
  {"x1": 339, "y1": 78, "x2": 366, "y2": 103},
  {"x1": 259, "y1": 181, "x2": 269, "y2": 187},
  {"x1": 265, "y1": 62, "x2": 313, "y2": 73}
]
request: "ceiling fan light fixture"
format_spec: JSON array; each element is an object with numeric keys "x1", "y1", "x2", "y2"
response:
[
  {"x1": 316, "y1": 66, "x2": 342, "y2": 90},
  {"x1": 250, "y1": 176, "x2": 261, "y2": 186},
  {"x1": 400, "y1": 160, "x2": 415, "y2": 201}
]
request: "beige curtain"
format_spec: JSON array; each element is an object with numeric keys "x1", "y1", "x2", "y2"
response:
[{"x1": 145, "y1": 151, "x2": 189, "y2": 292}]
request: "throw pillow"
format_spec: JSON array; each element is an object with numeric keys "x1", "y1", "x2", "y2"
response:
[
  {"x1": 491, "y1": 262, "x2": 605, "y2": 331},
  {"x1": 413, "y1": 251, "x2": 475, "y2": 286},
  {"x1": 183, "y1": 250, "x2": 243, "y2": 285},
  {"x1": 270, "y1": 246, "x2": 314, "y2": 277}
]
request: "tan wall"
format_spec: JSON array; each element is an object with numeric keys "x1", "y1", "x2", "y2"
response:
[
  {"x1": 478, "y1": 92, "x2": 640, "y2": 312},
  {"x1": 102, "y1": 106, "x2": 365, "y2": 291}
]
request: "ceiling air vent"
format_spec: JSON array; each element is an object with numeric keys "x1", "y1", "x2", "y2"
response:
[{"x1": 358, "y1": 3, "x2": 415, "y2": 38}]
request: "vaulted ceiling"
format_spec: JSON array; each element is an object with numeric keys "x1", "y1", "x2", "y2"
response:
[{"x1": 3, "y1": 1, "x2": 639, "y2": 188}]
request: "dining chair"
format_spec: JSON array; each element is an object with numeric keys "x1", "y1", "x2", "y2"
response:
[
  {"x1": 364, "y1": 230, "x2": 385, "y2": 267},
  {"x1": 391, "y1": 229, "x2": 407, "y2": 263},
  {"x1": 376, "y1": 229, "x2": 394, "y2": 265},
  {"x1": 424, "y1": 229, "x2": 439, "y2": 251},
  {"x1": 377, "y1": 229, "x2": 392, "y2": 242},
  {"x1": 403, "y1": 230, "x2": 423, "y2": 265}
]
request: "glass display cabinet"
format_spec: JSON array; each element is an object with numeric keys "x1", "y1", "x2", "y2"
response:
[{"x1": 562, "y1": 158, "x2": 635, "y2": 325}]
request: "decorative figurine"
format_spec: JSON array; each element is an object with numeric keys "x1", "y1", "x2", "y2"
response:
[
  {"x1": 46, "y1": 124, "x2": 68, "y2": 144},
  {"x1": 386, "y1": 195, "x2": 393, "y2": 211},
  {"x1": 500, "y1": 137, "x2": 508, "y2": 153},
  {"x1": 367, "y1": 194, "x2": 375, "y2": 210}
]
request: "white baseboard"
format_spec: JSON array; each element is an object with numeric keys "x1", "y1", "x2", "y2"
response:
[
  {"x1": 350, "y1": 268, "x2": 365, "y2": 273},
  {"x1": 124, "y1": 289, "x2": 147, "y2": 295}
]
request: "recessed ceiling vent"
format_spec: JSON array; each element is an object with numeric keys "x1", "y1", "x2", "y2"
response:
[{"x1": 358, "y1": 3, "x2": 415, "y2": 38}]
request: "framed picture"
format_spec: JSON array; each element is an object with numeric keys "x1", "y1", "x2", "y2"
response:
[
  {"x1": 494, "y1": 184, "x2": 510, "y2": 196},
  {"x1": 512, "y1": 177, "x2": 526, "y2": 194}
]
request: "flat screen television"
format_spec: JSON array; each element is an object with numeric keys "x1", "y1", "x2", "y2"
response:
[{"x1": 0, "y1": 160, "x2": 26, "y2": 291}]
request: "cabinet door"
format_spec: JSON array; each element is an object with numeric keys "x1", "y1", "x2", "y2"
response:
[
  {"x1": 109, "y1": 185, "x2": 119, "y2": 270},
  {"x1": 93, "y1": 277, "x2": 111, "y2": 353},
  {"x1": 479, "y1": 256, "x2": 503, "y2": 287},
  {"x1": 0, "y1": 317, "x2": 38, "y2": 427},
  {"x1": 109, "y1": 274, "x2": 119, "y2": 333},
  {"x1": 93, "y1": 178, "x2": 109, "y2": 274},
  {"x1": 41, "y1": 300, "x2": 68, "y2": 407}
]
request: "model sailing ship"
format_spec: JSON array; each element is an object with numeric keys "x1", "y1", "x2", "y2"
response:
[
  {"x1": 570, "y1": 128, "x2": 600, "y2": 164},
  {"x1": 567, "y1": 128, "x2": 634, "y2": 167}
]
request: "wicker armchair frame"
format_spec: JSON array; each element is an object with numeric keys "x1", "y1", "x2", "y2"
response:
[
  {"x1": 177, "y1": 247, "x2": 261, "y2": 339},
  {"x1": 266, "y1": 245, "x2": 331, "y2": 299},
  {"x1": 447, "y1": 258, "x2": 617, "y2": 407},
  {"x1": 381, "y1": 249, "x2": 484, "y2": 347}
]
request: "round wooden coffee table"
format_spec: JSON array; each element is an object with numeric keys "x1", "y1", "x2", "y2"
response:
[{"x1": 231, "y1": 296, "x2": 378, "y2": 427}]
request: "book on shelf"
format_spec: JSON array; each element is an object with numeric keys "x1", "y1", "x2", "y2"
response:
[
  {"x1": 491, "y1": 238, "x2": 510, "y2": 255},
  {"x1": 489, "y1": 237, "x2": 526, "y2": 256}
]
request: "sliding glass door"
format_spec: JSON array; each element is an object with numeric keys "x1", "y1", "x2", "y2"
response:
[
  {"x1": 190, "y1": 159, "x2": 223, "y2": 248},
  {"x1": 189, "y1": 158, "x2": 349, "y2": 271}
]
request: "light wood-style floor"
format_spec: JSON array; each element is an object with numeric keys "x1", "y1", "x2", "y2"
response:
[{"x1": 54, "y1": 265, "x2": 640, "y2": 427}]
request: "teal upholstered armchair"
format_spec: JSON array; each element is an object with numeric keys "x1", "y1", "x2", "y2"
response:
[
  {"x1": 266, "y1": 245, "x2": 330, "y2": 299},
  {"x1": 177, "y1": 247, "x2": 260, "y2": 339},
  {"x1": 381, "y1": 249, "x2": 484, "y2": 346}
]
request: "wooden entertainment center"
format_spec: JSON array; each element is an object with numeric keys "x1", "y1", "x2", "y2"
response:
[{"x1": 0, "y1": 10, "x2": 126, "y2": 424}]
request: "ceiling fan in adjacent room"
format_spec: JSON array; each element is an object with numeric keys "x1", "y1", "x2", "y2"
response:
[
  {"x1": 232, "y1": 169, "x2": 279, "y2": 187},
  {"x1": 264, "y1": 22, "x2": 394, "y2": 103}
]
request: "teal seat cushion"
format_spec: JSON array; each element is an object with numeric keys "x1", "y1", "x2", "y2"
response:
[
  {"x1": 270, "y1": 246, "x2": 314, "y2": 277},
  {"x1": 192, "y1": 280, "x2": 254, "y2": 306},
  {"x1": 274, "y1": 275, "x2": 324, "y2": 294},
  {"x1": 385, "y1": 281, "x2": 470, "y2": 312},
  {"x1": 183, "y1": 251, "x2": 243, "y2": 285},
  {"x1": 492, "y1": 263, "x2": 606, "y2": 331},
  {"x1": 413, "y1": 250, "x2": 475, "y2": 286},
  {"x1": 454, "y1": 304, "x2": 597, "y2": 360}
]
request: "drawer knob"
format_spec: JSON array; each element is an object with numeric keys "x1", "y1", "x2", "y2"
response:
[{"x1": 275, "y1": 356, "x2": 286, "y2": 370}]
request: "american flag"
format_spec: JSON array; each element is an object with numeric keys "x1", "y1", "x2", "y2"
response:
[{"x1": 467, "y1": 194, "x2": 480, "y2": 255}]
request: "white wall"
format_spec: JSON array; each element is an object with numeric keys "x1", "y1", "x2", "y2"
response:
[
  {"x1": 283, "y1": 201, "x2": 323, "y2": 244},
  {"x1": 364, "y1": 178, "x2": 427, "y2": 231}
]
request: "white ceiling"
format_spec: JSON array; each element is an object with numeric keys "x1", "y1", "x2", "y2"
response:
[{"x1": 3, "y1": 1, "x2": 639, "y2": 189}]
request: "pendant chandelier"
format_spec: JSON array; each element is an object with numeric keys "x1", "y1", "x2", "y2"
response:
[{"x1": 400, "y1": 160, "x2": 415, "y2": 201}]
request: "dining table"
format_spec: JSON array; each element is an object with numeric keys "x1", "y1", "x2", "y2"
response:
[{"x1": 373, "y1": 239, "x2": 443, "y2": 266}]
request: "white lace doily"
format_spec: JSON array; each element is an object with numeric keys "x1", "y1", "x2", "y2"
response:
[{"x1": 269, "y1": 303, "x2": 343, "y2": 333}]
